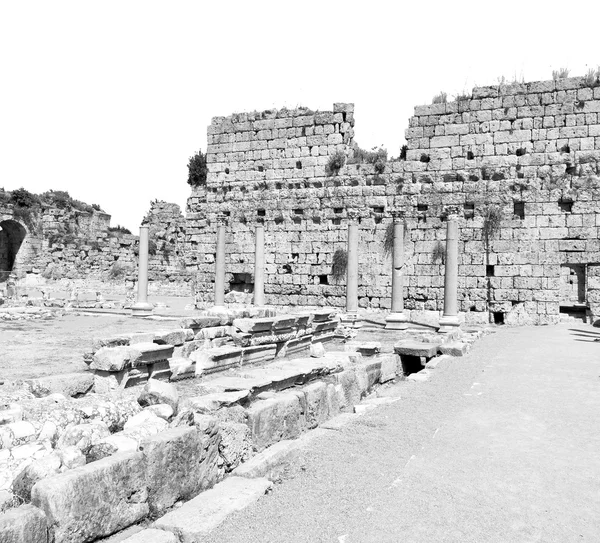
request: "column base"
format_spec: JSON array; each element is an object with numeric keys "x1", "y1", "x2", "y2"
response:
[
  {"x1": 385, "y1": 312, "x2": 409, "y2": 330},
  {"x1": 438, "y1": 314, "x2": 460, "y2": 333},
  {"x1": 339, "y1": 313, "x2": 363, "y2": 328},
  {"x1": 131, "y1": 302, "x2": 154, "y2": 317}
]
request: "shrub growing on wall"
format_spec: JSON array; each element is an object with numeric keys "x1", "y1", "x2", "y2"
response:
[
  {"x1": 331, "y1": 248, "x2": 348, "y2": 281},
  {"x1": 187, "y1": 150, "x2": 208, "y2": 187}
]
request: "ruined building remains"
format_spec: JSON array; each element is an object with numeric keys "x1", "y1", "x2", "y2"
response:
[{"x1": 186, "y1": 76, "x2": 600, "y2": 324}]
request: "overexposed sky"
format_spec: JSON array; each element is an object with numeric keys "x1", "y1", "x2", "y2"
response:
[{"x1": 1, "y1": 0, "x2": 599, "y2": 231}]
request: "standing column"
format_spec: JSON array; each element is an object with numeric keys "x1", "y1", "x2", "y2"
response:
[
  {"x1": 385, "y1": 210, "x2": 408, "y2": 330},
  {"x1": 439, "y1": 207, "x2": 461, "y2": 332},
  {"x1": 214, "y1": 213, "x2": 227, "y2": 308},
  {"x1": 346, "y1": 209, "x2": 359, "y2": 314},
  {"x1": 131, "y1": 225, "x2": 153, "y2": 316},
  {"x1": 253, "y1": 221, "x2": 265, "y2": 306}
]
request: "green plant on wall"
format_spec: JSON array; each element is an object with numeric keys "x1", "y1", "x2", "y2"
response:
[
  {"x1": 331, "y1": 248, "x2": 347, "y2": 281},
  {"x1": 432, "y1": 240, "x2": 445, "y2": 264},
  {"x1": 187, "y1": 149, "x2": 208, "y2": 187},
  {"x1": 482, "y1": 205, "x2": 503, "y2": 249},
  {"x1": 326, "y1": 151, "x2": 346, "y2": 176}
]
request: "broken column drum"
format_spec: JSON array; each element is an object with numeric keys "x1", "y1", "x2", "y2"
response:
[
  {"x1": 439, "y1": 208, "x2": 460, "y2": 332},
  {"x1": 214, "y1": 214, "x2": 227, "y2": 307},
  {"x1": 131, "y1": 225, "x2": 153, "y2": 316}
]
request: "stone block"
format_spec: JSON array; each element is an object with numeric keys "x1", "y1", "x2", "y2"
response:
[
  {"x1": 152, "y1": 477, "x2": 272, "y2": 540},
  {"x1": 439, "y1": 342, "x2": 470, "y2": 357},
  {"x1": 313, "y1": 319, "x2": 338, "y2": 333},
  {"x1": 272, "y1": 316, "x2": 296, "y2": 330},
  {"x1": 147, "y1": 360, "x2": 171, "y2": 381},
  {"x1": 394, "y1": 341, "x2": 440, "y2": 358},
  {"x1": 56, "y1": 421, "x2": 110, "y2": 455},
  {"x1": 241, "y1": 344, "x2": 277, "y2": 365},
  {"x1": 91, "y1": 335, "x2": 130, "y2": 353},
  {"x1": 91, "y1": 344, "x2": 174, "y2": 372},
  {"x1": 168, "y1": 358, "x2": 196, "y2": 381},
  {"x1": 281, "y1": 335, "x2": 312, "y2": 357},
  {"x1": 232, "y1": 317, "x2": 274, "y2": 333},
  {"x1": 233, "y1": 439, "x2": 300, "y2": 479},
  {"x1": 174, "y1": 339, "x2": 205, "y2": 359},
  {"x1": 153, "y1": 330, "x2": 191, "y2": 347},
  {"x1": 245, "y1": 393, "x2": 305, "y2": 451},
  {"x1": 312, "y1": 309, "x2": 336, "y2": 322},
  {"x1": 12, "y1": 454, "x2": 61, "y2": 502},
  {"x1": 180, "y1": 316, "x2": 222, "y2": 330},
  {"x1": 378, "y1": 354, "x2": 398, "y2": 382},
  {"x1": 332, "y1": 369, "x2": 361, "y2": 410},
  {"x1": 364, "y1": 360, "x2": 382, "y2": 389},
  {"x1": 140, "y1": 426, "x2": 220, "y2": 515},
  {"x1": 93, "y1": 367, "x2": 148, "y2": 394},
  {"x1": 191, "y1": 346, "x2": 242, "y2": 375},
  {"x1": 194, "y1": 326, "x2": 233, "y2": 341},
  {"x1": 301, "y1": 381, "x2": 329, "y2": 429},
  {"x1": 310, "y1": 342, "x2": 325, "y2": 358},
  {"x1": 86, "y1": 434, "x2": 138, "y2": 462},
  {"x1": 0, "y1": 504, "x2": 48, "y2": 543},
  {"x1": 0, "y1": 403, "x2": 22, "y2": 425},
  {"x1": 25, "y1": 373, "x2": 93, "y2": 398},
  {"x1": 219, "y1": 421, "x2": 252, "y2": 471},
  {"x1": 186, "y1": 390, "x2": 250, "y2": 413},
  {"x1": 345, "y1": 341, "x2": 381, "y2": 356},
  {"x1": 138, "y1": 379, "x2": 179, "y2": 412},
  {"x1": 31, "y1": 452, "x2": 149, "y2": 543}
]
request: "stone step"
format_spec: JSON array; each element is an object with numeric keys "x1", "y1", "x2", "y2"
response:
[{"x1": 152, "y1": 477, "x2": 272, "y2": 540}]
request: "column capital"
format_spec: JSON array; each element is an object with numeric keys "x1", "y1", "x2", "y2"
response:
[
  {"x1": 347, "y1": 208, "x2": 361, "y2": 221},
  {"x1": 216, "y1": 213, "x2": 228, "y2": 226},
  {"x1": 443, "y1": 205, "x2": 461, "y2": 220},
  {"x1": 390, "y1": 208, "x2": 404, "y2": 220}
]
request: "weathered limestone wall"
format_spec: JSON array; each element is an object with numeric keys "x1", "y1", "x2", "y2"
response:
[
  {"x1": 186, "y1": 77, "x2": 600, "y2": 324},
  {"x1": 1, "y1": 196, "x2": 192, "y2": 295}
]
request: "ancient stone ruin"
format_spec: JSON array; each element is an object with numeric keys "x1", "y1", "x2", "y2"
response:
[{"x1": 186, "y1": 76, "x2": 600, "y2": 325}]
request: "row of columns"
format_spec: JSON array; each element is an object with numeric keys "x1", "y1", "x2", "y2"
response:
[{"x1": 132, "y1": 210, "x2": 460, "y2": 332}]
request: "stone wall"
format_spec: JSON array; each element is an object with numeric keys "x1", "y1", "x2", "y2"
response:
[
  {"x1": 0, "y1": 194, "x2": 192, "y2": 296},
  {"x1": 186, "y1": 77, "x2": 600, "y2": 324}
]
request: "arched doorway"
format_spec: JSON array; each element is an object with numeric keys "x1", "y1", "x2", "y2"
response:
[{"x1": 0, "y1": 220, "x2": 27, "y2": 282}]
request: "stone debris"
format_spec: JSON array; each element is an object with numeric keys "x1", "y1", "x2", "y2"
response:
[
  {"x1": 138, "y1": 380, "x2": 179, "y2": 413},
  {"x1": 122, "y1": 529, "x2": 178, "y2": 543}
]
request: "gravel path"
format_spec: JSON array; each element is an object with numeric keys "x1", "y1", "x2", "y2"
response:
[{"x1": 202, "y1": 323, "x2": 600, "y2": 543}]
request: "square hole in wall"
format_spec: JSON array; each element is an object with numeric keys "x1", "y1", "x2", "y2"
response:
[
  {"x1": 559, "y1": 199, "x2": 573, "y2": 212},
  {"x1": 334, "y1": 208, "x2": 343, "y2": 214},
  {"x1": 257, "y1": 209, "x2": 266, "y2": 217},
  {"x1": 417, "y1": 203, "x2": 428, "y2": 223},
  {"x1": 513, "y1": 202, "x2": 525, "y2": 219},
  {"x1": 464, "y1": 202, "x2": 475, "y2": 219},
  {"x1": 486, "y1": 265, "x2": 495, "y2": 277},
  {"x1": 319, "y1": 274, "x2": 329, "y2": 285},
  {"x1": 493, "y1": 311, "x2": 505, "y2": 324},
  {"x1": 332, "y1": 218, "x2": 341, "y2": 225},
  {"x1": 294, "y1": 208, "x2": 304, "y2": 215}
]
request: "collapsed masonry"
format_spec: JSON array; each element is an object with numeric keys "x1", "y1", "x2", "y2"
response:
[{"x1": 185, "y1": 77, "x2": 600, "y2": 325}]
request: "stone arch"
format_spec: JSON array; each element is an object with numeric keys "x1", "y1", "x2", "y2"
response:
[{"x1": 0, "y1": 220, "x2": 27, "y2": 281}]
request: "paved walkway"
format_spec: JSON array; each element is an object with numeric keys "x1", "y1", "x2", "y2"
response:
[{"x1": 203, "y1": 323, "x2": 600, "y2": 543}]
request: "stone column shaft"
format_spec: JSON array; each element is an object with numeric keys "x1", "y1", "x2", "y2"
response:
[
  {"x1": 131, "y1": 225, "x2": 153, "y2": 316},
  {"x1": 439, "y1": 214, "x2": 460, "y2": 332},
  {"x1": 346, "y1": 221, "x2": 359, "y2": 314},
  {"x1": 386, "y1": 213, "x2": 408, "y2": 329},
  {"x1": 214, "y1": 219, "x2": 226, "y2": 307},
  {"x1": 254, "y1": 224, "x2": 265, "y2": 306}
]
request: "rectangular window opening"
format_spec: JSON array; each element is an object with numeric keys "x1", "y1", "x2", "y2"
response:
[
  {"x1": 486, "y1": 265, "x2": 495, "y2": 277},
  {"x1": 513, "y1": 202, "x2": 525, "y2": 219},
  {"x1": 559, "y1": 199, "x2": 573, "y2": 213}
]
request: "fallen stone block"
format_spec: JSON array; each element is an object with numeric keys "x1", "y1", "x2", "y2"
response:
[
  {"x1": 345, "y1": 341, "x2": 381, "y2": 357},
  {"x1": 86, "y1": 434, "x2": 138, "y2": 463},
  {"x1": 246, "y1": 393, "x2": 305, "y2": 451},
  {"x1": 180, "y1": 316, "x2": 223, "y2": 330},
  {"x1": 123, "y1": 410, "x2": 168, "y2": 436},
  {"x1": 281, "y1": 335, "x2": 312, "y2": 357},
  {"x1": 148, "y1": 360, "x2": 172, "y2": 381},
  {"x1": 232, "y1": 317, "x2": 274, "y2": 334},
  {"x1": 233, "y1": 439, "x2": 300, "y2": 479},
  {"x1": 91, "y1": 344, "x2": 174, "y2": 372},
  {"x1": 310, "y1": 342, "x2": 325, "y2": 358},
  {"x1": 138, "y1": 379, "x2": 179, "y2": 412},
  {"x1": 394, "y1": 341, "x2": 440, "y2": 358},
  {"x1": 93, "y1": 367, "x2": 148, "y2": 394},
  {"x1": 311, "y1": 331, "x2": 336, "y2": 343},
  {"x1": 25, "y1": 373, "x2": 94, "y2": 399},
  {"x1": 378, "y1": 354, "x2": 398, "y2": 382},
  {"x1": 186, "y1": 390, "x2": 250, "y2": 413},
  {"x1": 202, "y1": 376, "x2": 272, "y2": 395},
  {"x1": 122, "y1": 528, "x2": 177, "y2": 543},
  {"x1": 272, "y1": 316, "x2": 297, "y2": 330},
  {"x1": 153, "y1": 477, "x2": 272, "y2": 539},
  {"x1": 173, "y1": 339, "x2": 205, "y2": 359},
  {"x1": 426, "y1": 354, "x2": 451, "y2": 369},
  {"x1": 194, "y1": 325, "x2": 233, "y2": 341},
  {"x1": 56, "y1": 421, "x2": 110, "y2": 455},
  {"x1": 145, "y1": 404, "x2": 174, "y2": 421},
  {"x1": 168, "y1": 358, "x2": 196, "y2": 381},
  {"x1": 12, "y1": 453, "x2": 61, "y2": 503},
  {"x1": 0, "y1": 504, "x2": 48, "y2": 543},
  {"x1": 364, "y1": 360, "x2": 382, "y2": 389},
  {"x1": 312, "y1": 309, "x2": 336, "y2": 322},
  {"x1": 91, "y1": 335, "x2": 130, "y2": 353},
  {"x1": 294, "y1": 313, "x2": 313, "y2": 327},
  {"x1": 191, "y1": 346, "x2": 242, "y2": 375},
  {"x1": 333, "y1": 369, "x2": 362, "y2": 410},
  {"x1": 128, "y1": 332, "x2": 155, "y2": 345},
  {"x1": 140, "y1": 426, "x2": 220, "y2": 515},
  {"x1": 241, "y1": 344, "x2": 277, "y2": 365},
  {"x1": 0, "y1": 421, "x2": 38, "y2": 448},
  {"x1": 31, "y1": 452, "x2": 149, "y2": 543},
  {"x1": 249, "y1": 329, "x2": 297, "y2": 346},
  {"x1": 153, "y1": 329, "x2": 193, "y2": 347},
  {"x1": 313, "y1": 319, "x2": 338, "y2": 333},
  {"x1": 439, "y1": 342, "x2": 470, "y2": 357}
]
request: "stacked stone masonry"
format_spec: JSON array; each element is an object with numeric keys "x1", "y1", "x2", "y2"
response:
[{"x1": 186, "y1": 78, "x2": 600, "y2": 324}]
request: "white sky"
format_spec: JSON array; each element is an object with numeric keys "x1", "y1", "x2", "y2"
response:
[{"x1": 1, "y1": 0, "x2": 599, "y2": 231}]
